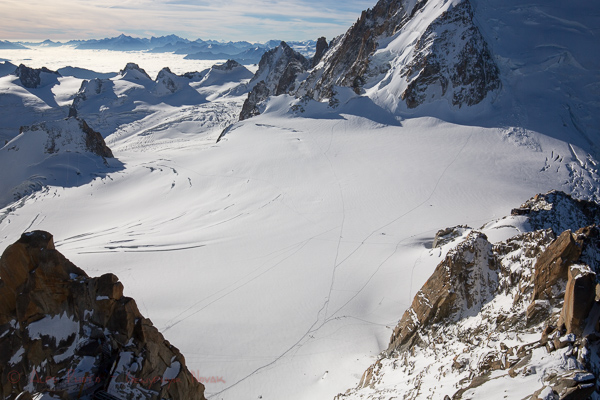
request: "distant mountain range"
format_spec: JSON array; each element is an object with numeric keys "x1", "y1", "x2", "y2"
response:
[{"x1": 4, "y1": 34, "x2": 318, "y2": 64}]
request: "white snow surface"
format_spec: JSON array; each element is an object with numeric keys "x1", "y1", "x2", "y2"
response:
[{"x1": 27, "y1": 312, "x2": 79, "y2": 347}]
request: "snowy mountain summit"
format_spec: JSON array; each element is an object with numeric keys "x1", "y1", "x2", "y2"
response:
[
  {"x1": 298, "y1": 0, "x2": 500, "y2": 110},
  {"x1": 237, "y1": 0, "x2": 503, "y2": 118}
]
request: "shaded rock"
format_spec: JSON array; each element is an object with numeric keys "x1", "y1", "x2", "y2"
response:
[
  {"x1": 14, "y1": 64, "x2": 61, "y2": 89},
  {"x1": 119, "y1": 62, "x2": 152, "y2": 81},
  {"x1": 532, "y1": 230, "x2": 583, "y2": 301},
  {"x1": 240, "y1": 42, "x2": 309, "y2": 120},
  {"x1": 516, "y1": 191, "x2": 600, "y2": 234},
  {"x1": 213, "y1": 59, "x2": 244, "y2": 71},
  {"x1": 548, "y1": 370, "x2": 596, "y2": 400},
  {"x1": 19, "y1": 117, "x2": 113, "y2": 158},
  {"x1": 0, "y1": 231, "x2": 205, "y2": 400},
  {"x1": 155, "y1": 67, "x2": 180, "y2": 94},
  {"x1": 311, "y1": 37, "x2": 329, "y2": 68},
  {"x1": 432, "y1": 225, "x2": 471, "y2": 248},
  {"x1": 401, "y1": 0, "x2": 500, "y2": 108}
]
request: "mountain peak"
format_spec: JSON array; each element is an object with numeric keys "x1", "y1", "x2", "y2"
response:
[{"x1": 299, "y1": 0, "x2": 500, "y2": 111}]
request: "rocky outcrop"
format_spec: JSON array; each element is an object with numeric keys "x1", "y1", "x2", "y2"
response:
[
  {"x1": 19, "y1": 117, "x2": 113, "y2": 158},
  {"x1": 512, "y1": 190, "x2": 600, "y2": 234},
  {"x1": 311, "y1": 37, "x2": 329, "y2": 68},
  {"x1": 155, "y1": 67, "x2": 181, "y2": 94},
  {"x1": 432, "y1": 225, "x2": 471, "y2": 248},
  {"x1": 341, "y1": 192, "x2": 600, "y2": 400},
  {"x1": 14, "y1": 65, "x2": 61, "y2": 89},
  {"x1": 558, "y1": 264, "x2": 596, "y2": 336},
  {"x1": 119, "y1": 62, "x2": 152, "y2": 81},
  {"x1": 239, "y1": 42, "x2": 310, "y2": 120},
  {"x1": 213, "y1": 59, "x2": 244, "y2": 71},
  {"x1": 0, "y1": 231, "x2": 205, "y2": 400},
  {"x1": 387, "y1": 232, "x2": 496, "y2": 353}
]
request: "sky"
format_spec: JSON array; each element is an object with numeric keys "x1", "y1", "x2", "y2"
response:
[{"x1": 0, "y1": 0, "x2": 375, "y2": 43}]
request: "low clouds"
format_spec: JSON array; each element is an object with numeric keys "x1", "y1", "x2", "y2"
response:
[{"x1": 1, "y1": 0, "x2": 374, "y2": 42}]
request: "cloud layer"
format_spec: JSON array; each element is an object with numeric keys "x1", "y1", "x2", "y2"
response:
[{"x1": 1, "y1": 0, "x2": 375, "y2": 42}]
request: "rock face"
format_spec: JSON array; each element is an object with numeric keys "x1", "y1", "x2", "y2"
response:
[
  {"x1": 14, "y1": 65, "x2": 61, "y2": 89},
  {"x1": 340, "y1": 192, "x2": 600, "y2": 400},
  {"x1": 310, "y1": 37, "x2": 329, "y2": 68},
  {"x1": 239, "y1": 42, "x2": 310, "y2": 120},
  {"x1": 298, "y1": 0, "x2": 500, "y2": 110},
  {"x1": 0, "y1": 231, "x2": 205, "y2": 400}
]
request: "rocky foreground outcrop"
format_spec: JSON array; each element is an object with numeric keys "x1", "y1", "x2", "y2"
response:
[
  {"x1": 339, "y1": 191, "x2": 600, "y2": 399},
  {"x1": 0, "y1": 231, "x2": 205, "y2": 400}
]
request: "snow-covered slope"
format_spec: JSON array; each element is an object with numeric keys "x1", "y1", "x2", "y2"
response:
[
  {"x1": 0, "y1": 65, "x2": 80, "y2": 144},
  {"x1": 0, "y1": 117, "x2": 120, "y2": 210}
]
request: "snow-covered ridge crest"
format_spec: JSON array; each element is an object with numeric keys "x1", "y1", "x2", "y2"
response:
[{"x1": 339, "y1": 191, "x2": 600, "y2": 399}]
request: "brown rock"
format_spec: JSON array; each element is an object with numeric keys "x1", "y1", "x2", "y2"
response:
[
  {"x1": 558, "y1": 265, "x2": 596, "y2": 336},
  {"x1": 532, "y1": 230, "x2": 582, "y2": 301},
  {"x1": 0, "y1": 231, "x2": 206, "y2": 400},
  {"x1": 387, "y1": 232, "x2": 496, "y2": 353}
]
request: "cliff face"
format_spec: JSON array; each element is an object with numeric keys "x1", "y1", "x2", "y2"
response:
[
  {"x1": 339, "y1": 192, "x2": 600, "y2": 400},
  {"x1": 0, "y1": 231, "x2": 205, "y2": 400}
]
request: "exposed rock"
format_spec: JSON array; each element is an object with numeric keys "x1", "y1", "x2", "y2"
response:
[
  {"x1": 14, "y1": 64, "x2": 61, "y2": 89},
  {"x1": 400, "y1": 0, "x2": 500, "y2": 108},
  {"x1": 311, "y1": 37, "x2": 329, "y2": 68},
  {"x1": 299, "y1": 0, "x2": 500, "y2": 109},
  {"x1": 119, "y1": 62, "x2": 152, "y2": 81},
  {"x1": 343, "y1": 192, "x2": 600, "y2": 400},
  {"x1": 387, "y1": 231, "x2": 496, "y2": 353},
  {"x1": 155, "y1": 67, "x2": 181, "y2": 94},
  {"x1": 558, "y1": 265, "x2": 596, "y2": 336},
  {"x1": 547, "y1": 370, "x2": 596, "y2": 400},
  {"x1": 240, "y1": 81, "x2": 269, "y2": 121},
  {"x1": 239, "y1": 42, "x2": 309, "y2": 120},
  {"x1": 0, "y1": 231, "x2": 205, "y2": 400},
  {"x1": 213, "y1": 59, "x2": 243, "y2": 71},
  {"x1": 531, "y1": 230, "x2": 583, "y2": 301},
  {"x1": 515, "y1": 190, "x2": 600, "y2": 234},
  {"x1": 19, "y1": 118, "x2": 113, "y2": 158},
  {"x1": 432, "y1": 225, "x2": 471, "y2": 248}
]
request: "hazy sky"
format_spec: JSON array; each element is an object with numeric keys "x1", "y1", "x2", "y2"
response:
[{"x1": 1, "y1": 0, "x2": 375, "y2": 42}]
